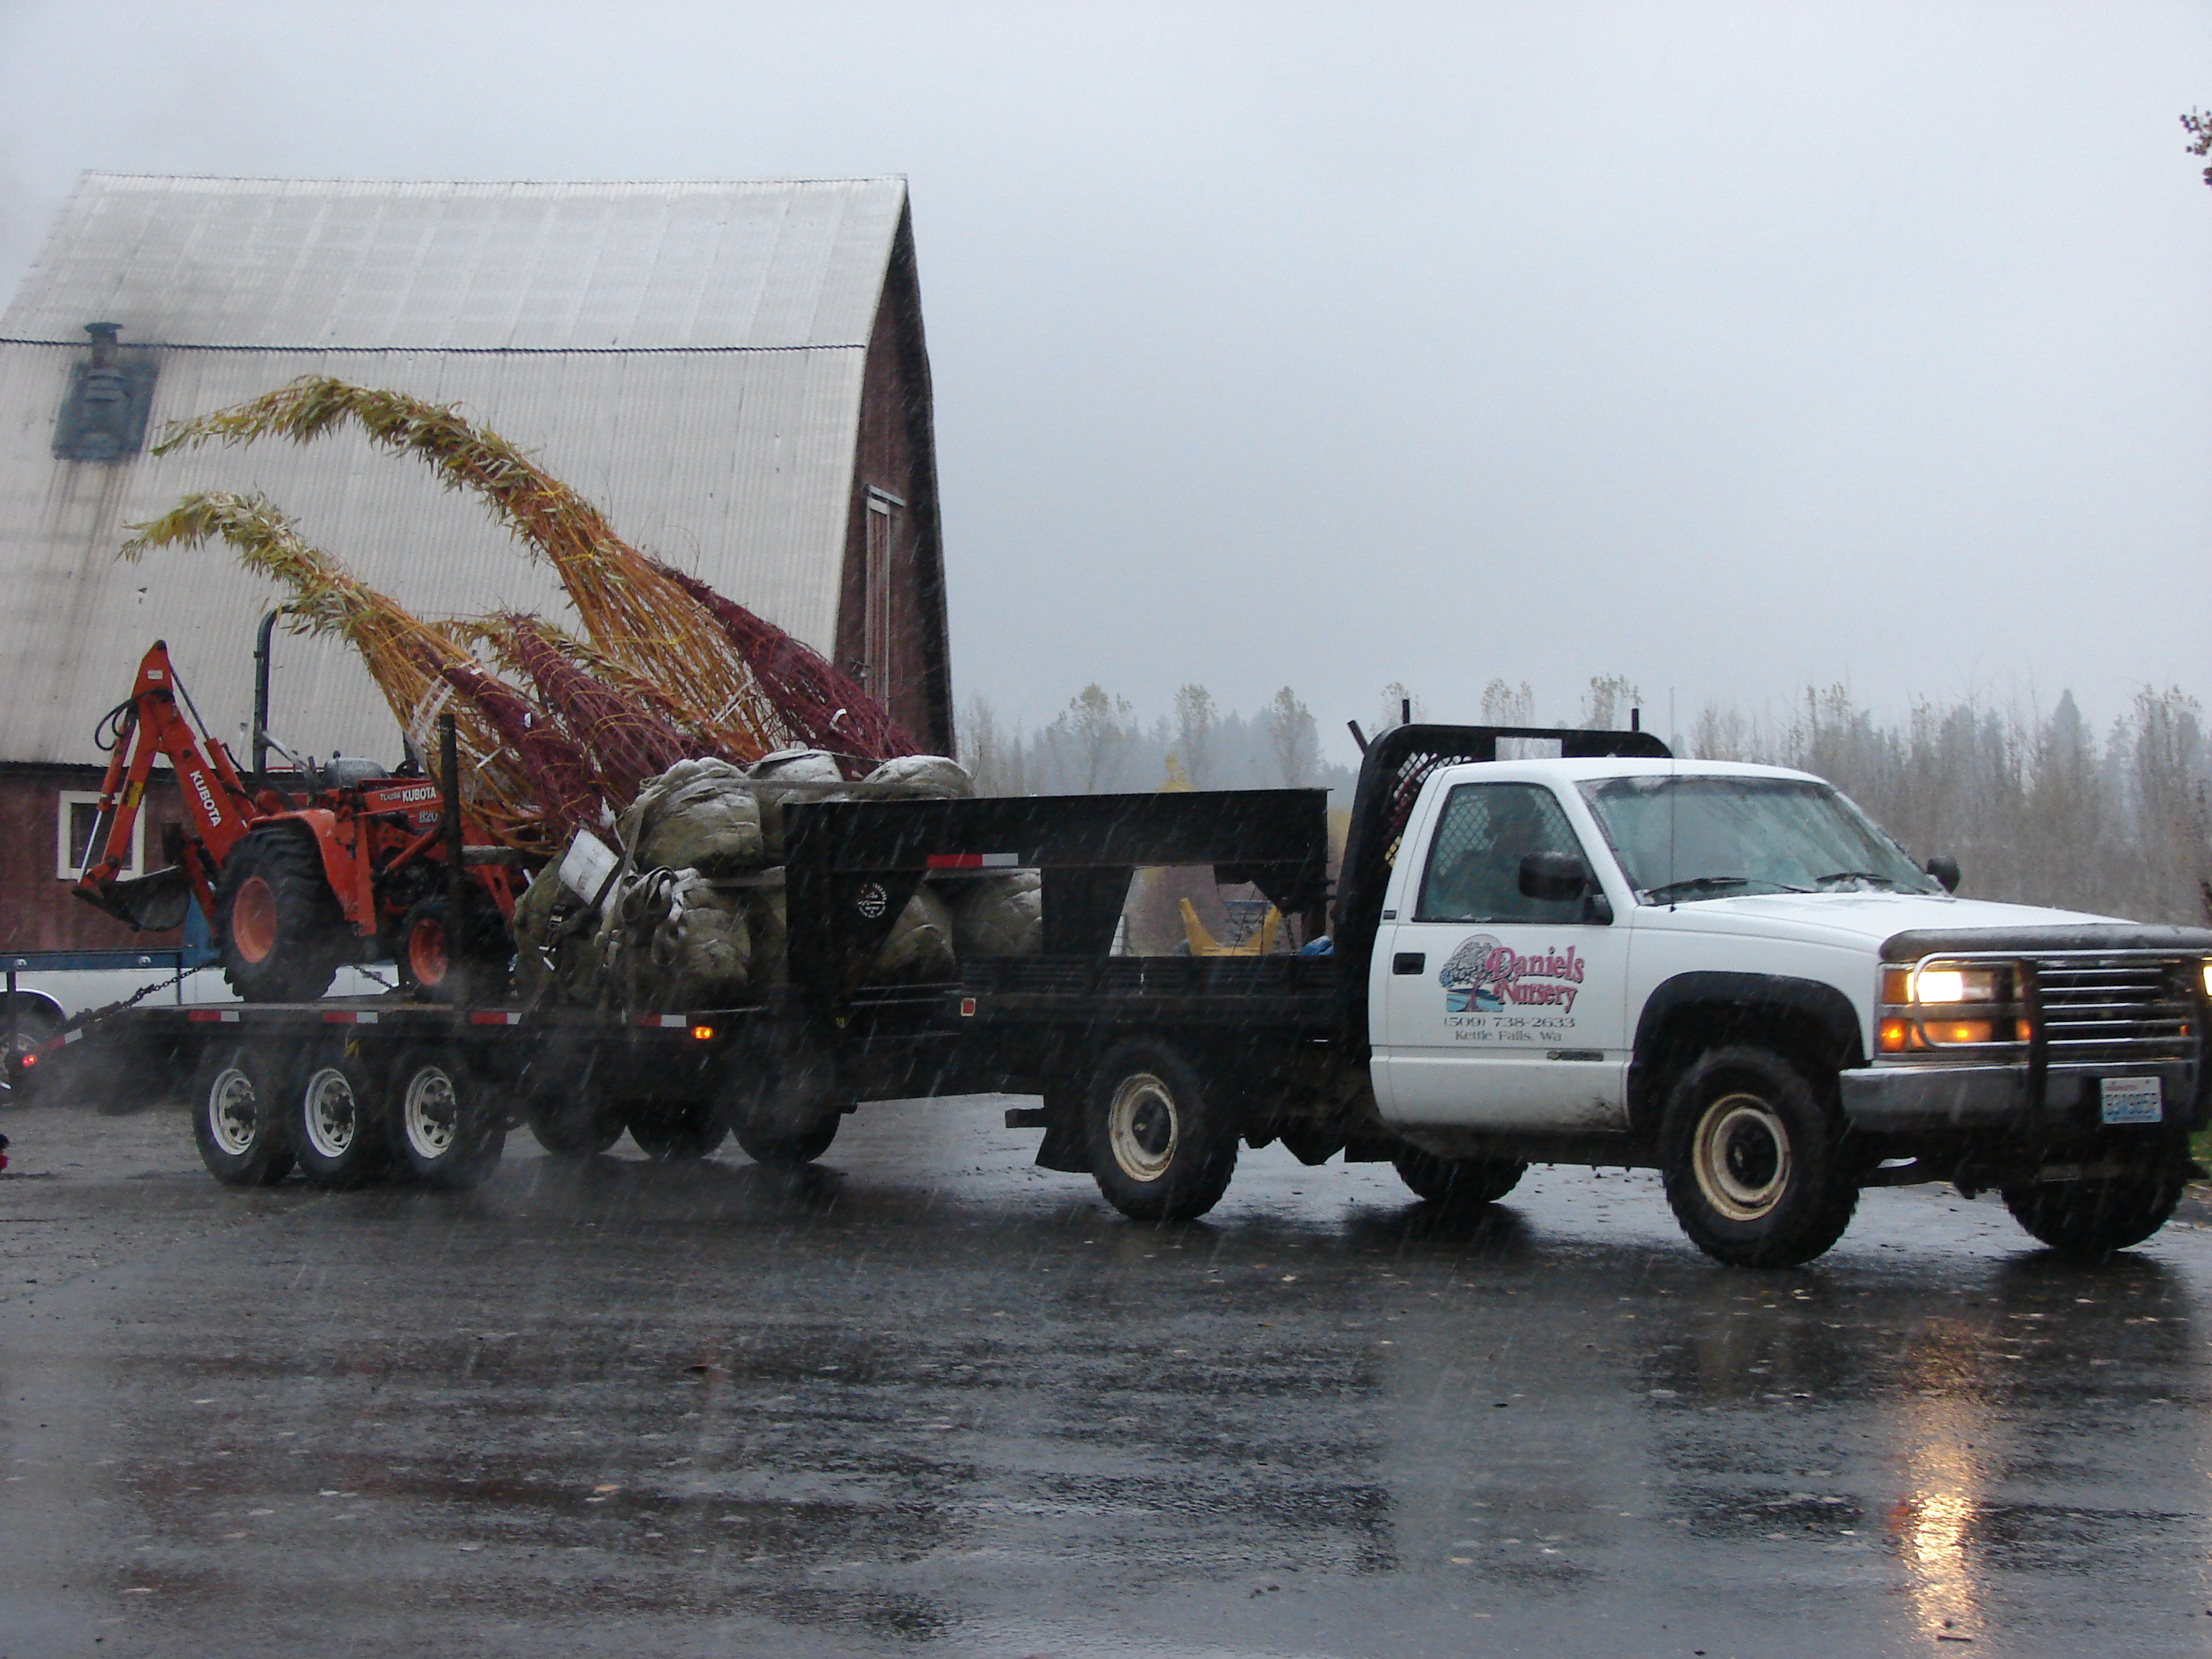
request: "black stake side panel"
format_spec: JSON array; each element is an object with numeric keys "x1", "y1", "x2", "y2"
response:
[{"x1": 783, "y1": 790, "x2": 1332, "y2": 1004}]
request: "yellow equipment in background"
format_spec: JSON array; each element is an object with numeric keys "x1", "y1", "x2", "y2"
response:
[{"x1": 1179, "y1": 899, "x2": 1282, "y2": 957}]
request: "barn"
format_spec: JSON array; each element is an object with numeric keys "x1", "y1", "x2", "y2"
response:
[{"x1": 0, "y1": 173, "x2": 952, "y2": 952}]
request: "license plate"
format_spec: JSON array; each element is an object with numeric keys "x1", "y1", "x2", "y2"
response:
[{"x1": 2100, "y1": 1076, "x2": 2163, "y2": 1126}]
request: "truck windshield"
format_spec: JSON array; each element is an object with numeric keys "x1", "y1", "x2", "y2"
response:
[{"x1": 1577, "y1": 774, "x2": 1939, "y2": 904}]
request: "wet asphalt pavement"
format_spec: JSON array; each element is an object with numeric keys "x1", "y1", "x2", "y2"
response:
[{"x1": 5, "y1": 1097, "x2": 2212, "y2": 1657}]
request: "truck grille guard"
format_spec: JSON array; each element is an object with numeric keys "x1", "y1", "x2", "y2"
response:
[
  {"x1": 2030, "y1": 954, "x2": 2199, "y2": 1064},
  {"x1": 1880, "y1": 949, "x2": 2204, "y2": 1069}
]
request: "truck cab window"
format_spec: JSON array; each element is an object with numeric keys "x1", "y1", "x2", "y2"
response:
[{"x1": 1414, "y1": 782, "x2": 1589, "y2": 925}]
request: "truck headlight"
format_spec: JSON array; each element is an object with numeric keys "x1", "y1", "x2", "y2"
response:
[{"x1": 1878, "y1": 959, "x2": 2027, "y2": 1055}]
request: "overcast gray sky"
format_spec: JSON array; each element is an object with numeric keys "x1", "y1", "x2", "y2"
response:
[{"x1": 3, "y1": 1, "x2": 2207, "y2": 759}]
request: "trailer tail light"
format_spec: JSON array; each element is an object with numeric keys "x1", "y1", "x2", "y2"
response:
[
  {"x1": 16, "y1": 1049, "x2": 33, "y2": 1069},
  {"x1": 691, "y1": 1025, "x2": 715, "y2": 1042},
  {"x1": 959, "y1": 997, "x2": 978, "y2": 1019}
]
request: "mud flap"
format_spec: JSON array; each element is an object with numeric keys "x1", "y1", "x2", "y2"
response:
[
  {"x1": 1005, "y1": 1100, "x2": 1090, "y2": 1173},
  {"x1": 75, "y1": 864, "x2": 193, "y2": 932}
]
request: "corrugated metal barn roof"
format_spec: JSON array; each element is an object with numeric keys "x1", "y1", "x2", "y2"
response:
[
  {"x1": 0, "y1": 174, "x2": 911, "y2": 767},
  {"x1": 2, "y1": 174, "x2": 906, "y2": 350}
]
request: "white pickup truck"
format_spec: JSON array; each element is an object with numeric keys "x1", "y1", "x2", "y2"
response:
[{"x1": 1353, "y1": 735, "x2": 2210, "y2": 1266}]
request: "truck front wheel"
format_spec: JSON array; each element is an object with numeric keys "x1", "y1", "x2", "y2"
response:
[
  {"x1": 1392, "y1": 1145, "x2": 1526, "y2": 1207},
  {"x1": 1082, "y1": 1038, "x2": 1238, "y2": 1223},
  {"x1": 1659, "y1": 1045, "x2": 1858, "y2": 1269},
  {"x1": 2001, "y1": 1152, "x2": 2188, "y2": 1257}
]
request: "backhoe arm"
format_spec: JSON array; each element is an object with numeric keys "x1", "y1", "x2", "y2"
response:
[{"x1": 73, "y1": 641, "x2": 258, "y2": 932}]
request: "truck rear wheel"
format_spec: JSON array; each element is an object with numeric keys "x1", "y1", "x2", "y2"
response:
[
  {"x1": 386, "y1": 1044, "x2": 505, "y2": 1189},
  {"x1": 215, "y1": 828, "x2": 346, "y2": 1002},
  {"x1": 1658, "y1": 1045, "x2": 1858, "y2": 1269},
  {"x1": 189, "y1": 1042, "x2": 296, "y2": 1188},
  {"x1": 1082, "y1": 1038, "x2": 1238, "y2": 1222},
  {"x1": 289, "y1": 1040, "x2": 390, "y2": 1189},
  {"x1": 2001, "y1": 1152, "x2": 2188, "y2": 1257},
  {"x1": 1392, "y1": 1145, "x2": 1526, "y2": 1207}
]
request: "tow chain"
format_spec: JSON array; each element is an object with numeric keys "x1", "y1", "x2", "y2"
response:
[{"x1": 59, "y1": 961, "x2": 218, "y2": 1035}]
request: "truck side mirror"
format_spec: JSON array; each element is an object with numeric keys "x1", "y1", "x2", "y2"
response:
[
  {"x1": 1519, "y1": 851, "x2": 1591, "y2": 903},
  {"x1": 1926, "y1": 855, "x2": 1961, "y2": 894}
]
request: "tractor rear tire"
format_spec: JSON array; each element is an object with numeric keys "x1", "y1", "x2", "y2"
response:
[{"x1": 215, "y1": 828, "x2": 346, "y2": 1002}]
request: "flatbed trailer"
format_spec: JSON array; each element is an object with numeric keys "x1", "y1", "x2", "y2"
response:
[{"x1": 27, "y1": 777, "x2": 1390, "y2": 1209}]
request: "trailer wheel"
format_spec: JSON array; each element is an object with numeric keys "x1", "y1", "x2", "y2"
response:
[
  {"x1": 386, "y1": 1044, "x2": 505, "y2": 1189},
  {"x1": 527, "y1": 1095, "x2": 626, "y2": 1158},
  {"x1": 189, "y1": 1042, "x2": 295, "y2": 1188},
  {"x1": 715, "y1": 1044, "x2": 842, "y2": 1167},
  {"x1": 1392, "y1": 1145, "x2": 1526, "y2": 1208},
  {"x1": 732, "y1": 1116, "x2": 840, "y2": 1167},
  {"x1": 2001, "y1": 1149, "x2": 2188, "y2": 1257},
  {"x1": 288, "y1": 1039, "x2": 390, "y2": 1189},
  {"x1": 215, "y1": 828, "x2": 346, "y2": 1002},
  {"x1": 1082, "y1": 1038, "x2": 1238, "y2": 1222},
  {"x1": 1658, "y1": 1045, "x2": 1858, "y2": 1269},
  {"x1": 626, "y1": 1104, "x2": 729, "y2": 1161}
]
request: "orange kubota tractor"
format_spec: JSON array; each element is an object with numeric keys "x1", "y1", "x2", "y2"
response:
[{"x1": 72, "y1": 641, "x2": 520, "y2": 1002}]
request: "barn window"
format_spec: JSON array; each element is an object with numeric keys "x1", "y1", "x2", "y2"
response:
[
  {"x1": 57, "y1": 791, "x2": 144, "y2": 881},
  {"x1": 863, "y1": 487, "x2": 904, "y2": 701},
  {"x1": 52, "y1": 322, "x2": 156, "y2": 462}
]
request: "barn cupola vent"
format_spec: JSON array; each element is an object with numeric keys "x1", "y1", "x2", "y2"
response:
[{"x1": 52, "y1": 320, "x2": 156, "y2": 462}]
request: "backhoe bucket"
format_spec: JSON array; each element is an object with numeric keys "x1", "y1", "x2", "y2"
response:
[{"x1": 75, "y1": 864, "x2": 195, "y2": 933}]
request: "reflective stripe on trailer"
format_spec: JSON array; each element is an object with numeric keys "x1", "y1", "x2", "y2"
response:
[
  {"x1": 321, "y1": 1010, "x2": 379, "y2": 1025},
  {"x1": 187, "y1": 1010, "x2": 241, "y2": 1024},
  {"x1": 469, "y1": 1011, "x2": 524, "y2": 1026},
  {"x1": 637, "y1": 1015, "x2": 690, "y2": 1028},
  {"x1": 926, "y1": 852, "x2": 1020, "y2": 869}
]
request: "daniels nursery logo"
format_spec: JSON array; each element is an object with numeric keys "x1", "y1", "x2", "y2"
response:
[{"x1": 1438, "y1": 935, "x2": 1586, "y2": 1014}]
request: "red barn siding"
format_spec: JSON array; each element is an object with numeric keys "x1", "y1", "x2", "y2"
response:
[
  {"x1": 837, "y1": 205, "x2": 954, "y2": 756},
  {"x1": 0, "y1": 766, "x2": 189, "y2": 951}
]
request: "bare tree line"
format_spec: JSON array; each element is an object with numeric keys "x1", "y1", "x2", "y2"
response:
[
  {"x1": 962, "y1": 676, "x2": 2212, "y2": 926},
  {"x1": 1683, "y1": 683, "x2": 2212, "y2": 925},
  {"x1": 958, "y1": 684, "x2": 1349, "y2": 799}
]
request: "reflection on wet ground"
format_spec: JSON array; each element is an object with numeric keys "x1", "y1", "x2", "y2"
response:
[{"x1": 4, "y1": 1097, "x2": 2212, "y2": 1656}]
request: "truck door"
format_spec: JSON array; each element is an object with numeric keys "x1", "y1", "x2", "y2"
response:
[{"x1": 1372, "y1": 781, "x2": 1630, "y2": 1132}]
